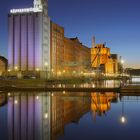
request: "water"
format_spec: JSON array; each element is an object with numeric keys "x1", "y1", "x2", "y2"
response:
[{"x1": 0, "y1": 91, "x2": 140, "y2": 140}]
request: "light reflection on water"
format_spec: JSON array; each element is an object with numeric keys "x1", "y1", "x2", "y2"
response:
[
  {"x1": 0, "y1": 91, "x2": 140, "y2": 140},
  {"x1": 46, "y1": 80, "x2": 121, "y2": 88}
]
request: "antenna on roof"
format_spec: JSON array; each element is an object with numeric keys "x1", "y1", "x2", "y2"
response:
[
  {"x1": 104, "y1": 42, "x2": 106, "y2": 47},
  {"x1": 92, "y1": 36, "x2": 96, "y2": 48}
]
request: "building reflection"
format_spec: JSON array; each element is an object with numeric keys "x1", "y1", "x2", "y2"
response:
[
  {"x1": 91, "y1": 92, "x2": 118, "y2": 120},
  {"x1": 8, "y1": 92, "x2": 51, "y2": 140},
  {"x1": 0, "y1": 93, "x2": 7, "y2": 106},
  {"x1": 7, "y1": 91, "x2": 118, "y2": 140},
  {"x1": 51, "y1": 92, "x2": 90, "y2": 140}
]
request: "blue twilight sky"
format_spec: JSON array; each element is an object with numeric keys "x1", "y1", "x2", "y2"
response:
[{"x1": 0, "y1": 0, "x2": 140, "y2": 68}]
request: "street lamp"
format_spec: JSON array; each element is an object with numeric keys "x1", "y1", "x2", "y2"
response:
[
  {"x1": 120, "y1": 59, "x2": 125, "y2": 87},
  {"x1": 14, "y1": 66, "x2": 19, "y2": 78},
  {"x1": 57, "y1": 71, "x2": 62, "y2": 77},
  {"x1": 73, "y1": 70, "x2": 76, "y2": 77},
  {"x1": 63, "y1": 70, "x2": 66, "y2": 79},
  {"x1": 120, "y1": 59, "x2": 125, "y2": 75},
  {"x1": 14, "y1": 66, "x2": 18, "y2": 71},
  {"x1": 44, "y1": 62, "x2": 48, "y2": 67},
  {"x1": 44, "y1": 113, "x2": 48, "y2": 119},
  {"x1": 7, "y1": 69, "x2": 11, "y2": 77},
  {"x1": 14, "y1": 100, "x2": 18, "y2": 105},
  {"x1": 36, "y1": 68, "x2": 40, "y2": 78},
  {"x1": 121, "y1": 59, "x2": 124, "y2": 64}
]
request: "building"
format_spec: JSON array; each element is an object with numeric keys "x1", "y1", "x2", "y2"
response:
[
  {"x1": 105, "y1": 54, "x2": 118, "y2": 74},
  {"x1": 8, "y1": 0, "x2": 119, "y2": 78},
  {"x1": 91, "y1": 44, "x2": 110, "y2": 70},
  {"x1": 64, "y1": 37, "x2": 90, "y2": 76},
  {"x1": 91, "y1": 38, "x2": 118, "y2": 74},
  {"x1": 8, "y1": 0, "x2": 50, "y2": 78},
  {"x1": 0, "y1": 56, "x2": 8, "y2": 75},
  {"x1": 8, "y1": 0, "x2": 91, "y2": 78},
  {"x1": 50, "y1": 22, "x2": 91, "y2": 77},
  {"x1": 50, "y1": 22, "x2": 64, "y2": 76}
]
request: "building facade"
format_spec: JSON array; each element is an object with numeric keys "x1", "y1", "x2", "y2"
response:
[
  {"x1": 105, "y1": 54, "x2": 118, "y2": 74},
  {"x1": 50, "y1": 22, "x2": 64, "y2": 76},
  {"x1": 91, "y1": 43, "x2": 118, "y2": 74},
  {"x1": 91, "y1": 44, "x2": 110, "y2": 69},
  {"x1": 8, "y1": 0, "x2": 50, "y2": 77},
  {"x1": 0, "y1": 56, "x2": 8, "y2": 76},
  {"x1": 8, "y1": 0, "x2": 119, "y2": 78},
  {"x1": 50, "y1": 23, "x2": 91, "y2": 77},
  {"x1": 64, "y1": 37, "x2": 90, "y2": 76}
]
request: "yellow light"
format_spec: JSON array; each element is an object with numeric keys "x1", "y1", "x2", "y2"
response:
[
  {"x1": 92, "y1": 72, "x2": 96, "y2": 75},
  {"x1": 51, "y1": 93, "x2": 54, "y2": 96},
  {"x1": 92, "y1": 84, "x2": 95, "y2": 88},
  {"x1": 57, "y1": 71, "x2": 61, "y2": 75},
  {"x1": 14, "y1": 66, "x2": 18, "y2": 71},
  {"x1": 8, "y1": 92, "x2": 11, "y2": 96},
  {"x1": 121, "y1": 60, "x2": 124, "y2": 64},
  {"x1": 63, "y1": 70, "x2": 66, "y2": 73},
  {"x1": 58, "y1": 84, "x2": 62, "y2": 88},
  {"x1": 8, "y1": 69, "x2": 11, "y2": 72},
  {"x1": 14, "y1": 100, "x2": 18, "y2": 104},
  {"x1": 36, "y1": 68, "x2": 40, "y2": 72},
  {"x1": 45, "y1": 113, "x2": 48, "y2": 119},
  {"x1": 73, "y1": 71, "x2": 76, "y2": 74},
  {"x1": 44, "y1": 62, "x2": 48, "y2": 67},
  {"x1": 36, "y1": 96, "x2": 39, "y2": 100},
  {"x1": 63, "y1": 91, "x2": 66, "y2": 94}
]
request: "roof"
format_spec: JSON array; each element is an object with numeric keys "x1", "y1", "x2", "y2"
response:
[{"x1": 0, "y1": 56, "x2": 8, "y2": 63}]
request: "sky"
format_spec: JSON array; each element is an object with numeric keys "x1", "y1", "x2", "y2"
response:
[{"x1": 0, "y1": 0, "x2": 140, "y2": 68}]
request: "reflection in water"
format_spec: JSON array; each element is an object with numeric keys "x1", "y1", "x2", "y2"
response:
[
  {"x1": 46, "y1": 80, "x2": 120, "y2": 88},
  {"x1": 91, "y1": 92, "x2": 118, "y2": 121},
  {"x1": 0, "y1": 93, "x2": 7, "y2": 106},
  {"x1": 8, "y1": 92, "x2": 51, "y2": 140},
  {"x1": 0, "y1": 89, "x2": 140, "y2": 140},
  {"x1": 5, "y1": 91, "x2": 119, "y2": 140}
]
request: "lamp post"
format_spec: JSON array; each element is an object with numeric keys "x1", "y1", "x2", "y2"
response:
[
  {"x1": 63, "y1": 70, "x2": 66, "y2": 79},
  {"x1": 57, "y1": 71, "x2": 62, "y2": 78},
  {"x1": 121, "y1": 59, "x2": 124, "y2": 76},
  {"x1": 120, "y1": 59, "x2": 125, "y2": 87},
  {"x1": 36, "y1": 68, "x2": 40, "y2": 79},
  {"x1": 14, "y1": 66, "x2": 19, "y2": 78},
  {"x1": 7, "y1": 69, "x2": 11, "y2": 77},
  {"x1": 14, "y1": 66, "x2": 18, "y2": 71}
]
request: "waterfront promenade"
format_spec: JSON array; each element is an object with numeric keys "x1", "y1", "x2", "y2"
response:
[{"x1": 0, "y1": 78, "x2": 140, "y2": 93}]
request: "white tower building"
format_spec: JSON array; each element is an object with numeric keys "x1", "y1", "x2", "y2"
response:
[
  {"x1": 34, "y1": 0, "x2": 43, "y2": 11},
  {"x1": 8, "y1": 0, "x2": 50, "y2": 78}
]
